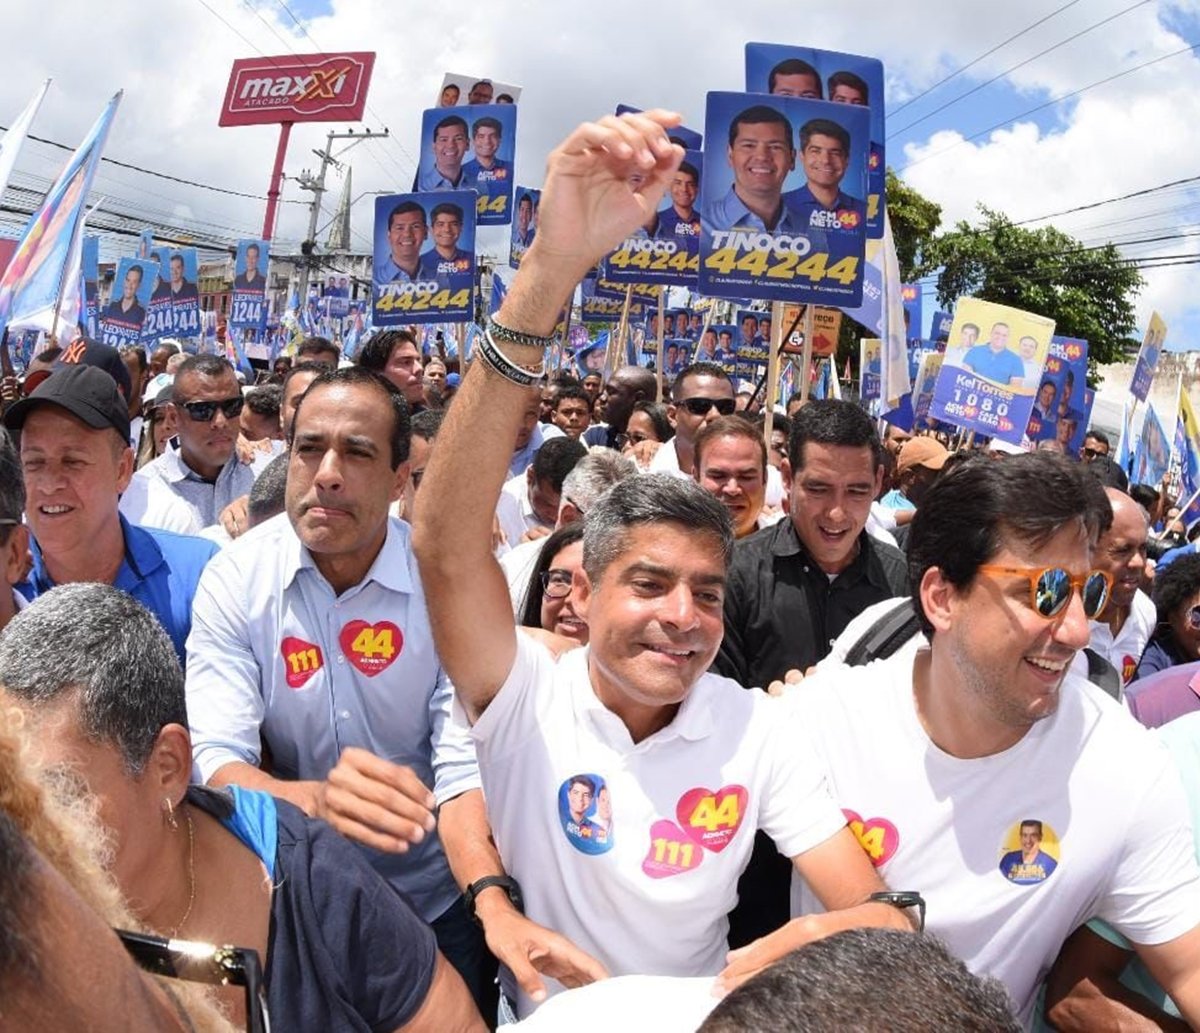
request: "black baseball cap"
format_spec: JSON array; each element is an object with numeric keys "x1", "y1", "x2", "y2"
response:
[
  {"x1": 54, "y1": 336, "x2": 132, "y2": 400},
  {"x1": 3, "y1": 364, "x2": 131, "y2": 443}
]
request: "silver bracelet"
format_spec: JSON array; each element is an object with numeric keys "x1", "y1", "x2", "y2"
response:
[
  {"x1": 488, "y1": 316, "x2": 556, "y2": 350},
  {"x1": 477, "y1": 326, "x2": 545, "y2": 386}
]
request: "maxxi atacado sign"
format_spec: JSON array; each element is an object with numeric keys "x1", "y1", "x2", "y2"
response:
[{"x1": 219, "y1": 52, "x2": 376, "y2": 126}]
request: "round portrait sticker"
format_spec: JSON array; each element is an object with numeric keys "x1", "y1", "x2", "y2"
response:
[
  {"x1": 557, "y1": 773, "x2": 614, "y2": 856},
  {"x1": 997, "y1": 818, "x2": 1061, "y2": 885}
]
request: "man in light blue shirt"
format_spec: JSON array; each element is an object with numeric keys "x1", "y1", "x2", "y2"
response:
[
  {"x1": 962, "y1": 322, "x2": 1025, "y2": 387},
  {"x1": 702, "y1": 105, "x2": 806, "y2": 234},
  {"x1": 373, "y1": 199, "x2": 428, "y2": 284},
  {"x1": 417, "y1": 113, "x2": 470, "y2": 191}
]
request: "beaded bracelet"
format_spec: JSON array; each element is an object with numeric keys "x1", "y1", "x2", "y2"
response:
[
  {"x1": 477, "y1": 326, "x2": 546, "y2": 386},
  {"x1": 488, "y1": 315, "x2": 557, "y2": 350}
]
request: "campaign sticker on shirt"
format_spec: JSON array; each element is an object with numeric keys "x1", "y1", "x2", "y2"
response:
[
  {"x1": 843, "y1": 808, "x2": 899, "y2": 868},
  {"x1": 339, "y1": 620, "x2": 403, "y2": 677},
  {"x1": 280, "y1": 636, "x2": 324, "y2": 689},
  {"x1": 558, "y1": 774, "x2": 614, "y2": 855},
  {"x1": 997, "y1": 819, "x2": 1061, "y2": 885},
  {"x1": 1122, "y1": 654, "x2": 1137, "y2": 684},
  {"x1": 642, "y1": 819, "x2": 705, "y2": 879},
  {"x1": 676, "y1": 785, "x2": 748, "y2": 853}
]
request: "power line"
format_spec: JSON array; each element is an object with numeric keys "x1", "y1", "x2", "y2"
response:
[
  {"x1": 0, "y1": 122, "x2": 306, "y2": 204},
  {"x1": 887, "y1": 0, "x2": 1151, "y2": 139},
  {"x1": 898, "y1": 38, "x2": 1200, "y2": 172},
  {"x1": 889, "y1": 0, "x2": 1085, "y2": 116},
  {"x1": 1011, "y1": 173, "x2": 1200, "y2": 226}
]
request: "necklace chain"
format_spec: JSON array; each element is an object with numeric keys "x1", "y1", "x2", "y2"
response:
[{"x1": 169, "y1": 808, "x2": 196, "y2": 938}]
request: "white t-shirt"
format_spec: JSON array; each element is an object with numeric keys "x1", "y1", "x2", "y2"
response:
[
  {"x1": 495, "y1": 473, "x2": 550, "y2": 552},
  {"x1": 500, "y1": 536, "x2": 545, "y2": 615},
  {"x1": 468, "y1": 635, "x2": 846, "y2": 1018},
  {"x1": 789, "y1": 650, "x2": 1200, "y2": 1027},
  {"x1": 1086, "y1": 589, "x2": 1156, "y2": 686},
  {"x1": 648, "y1": 440, "x2": 786, "y2": 511},
  {"x1": 502, "y1": 975, "x2": 718, "y2": 1032}
]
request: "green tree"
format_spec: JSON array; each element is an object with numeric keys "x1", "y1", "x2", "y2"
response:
[
  {"x1": 885, "y1": 167, "x2": 942, "y2": 281},
  {"x1": 924, "y1": 207, "x2": 1143, "y2": 370}
]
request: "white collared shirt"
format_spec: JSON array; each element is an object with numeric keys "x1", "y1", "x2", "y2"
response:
[
  {"x1": 124, "y1": 443, "x2": 272, "y2": 530},
  {"x1": 467, "y1": 635, "x2": 844, "y2": 1017},
  {"x1": 185, "y1": 512, "x2": 479, "y2": 922},
  {"x1": 1088, "y1": 589, "x2": 1157, "y2": 686}
]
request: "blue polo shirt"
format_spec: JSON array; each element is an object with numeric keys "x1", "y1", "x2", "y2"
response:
[
  {"x1": 962, "y1": 344, "x2": 1025, "y2": 386},
  {"x1": 462, "y1": 157, "x2": 512, "y2": 203},
  {"x1": 18, "y1": 515, "x2": 218, "y2": 665},
  {"x1": 416, "y1": 247, "x2": 474, "y2": 290}
]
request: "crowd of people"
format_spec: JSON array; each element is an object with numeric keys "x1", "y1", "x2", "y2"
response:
[{"x1": 2, "y1": 109, "x2": 1200, "y2": 1032}]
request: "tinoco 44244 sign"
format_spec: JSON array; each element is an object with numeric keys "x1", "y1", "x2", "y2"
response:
[{"x1": 219, "y1": 52, "x2": 376, "y2": 126}]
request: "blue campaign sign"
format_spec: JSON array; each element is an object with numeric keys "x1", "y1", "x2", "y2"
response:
[
  {"x1": 140, "y1": 247, "x2": 175, "y2": 343},
  {"x1": 416, "y1": 104, "x2": 516, "y2": 226},
  {"x1": 700, "y1": 323, "x2": 739, "y2": 379},
  {"x1": 98, "y1": 257, "x2": 156, "y2": 348},
  {"x1": 510, "y1": 187, "x2": 539, "y2": 268},
  {"x1": 901, "y1": 283, "x2": 922, "y2": 339},
  {"x1": 615, "y1": 105, "x2": 702, "y2": 150},
  {"x1": 735, "y1": 308, "x2": 770, "y2": 370},
  {"x1": 860, "y1": 337, "x2": 881, "y2": 401},
  {"x1": 1133, "y1": 404, "x2": 1171, "y2": 487},
  {"x1": 580, "y1": 275, "x2": 645, "y2": 322},
  {"x1": 82, "y1": 235, "x2": 100, "y2": 338},
  {"x1": 930, "y1": 308, "x2": 953, "y2": 343},
  {"x1": 230, "y1": 239, "x2": 270, "y2": 331},
  {"x1": 1129, "y1": 312, "x2": 1167, "y2": 403},
  {"x1": 604, "y1": 149, "x2": 703, "y2": 287},
  {"x1": 746, "y1": 43, "x2": 885, "y2": 238},
  {"x1": 319, "y1": 271, "x2": 351, "y2": 319},
  {"x1": 930, "y1": 297, "x2": 1056, "y2": 443},
  {"x1": 373, "y1": 191, "x2": 476, "y2": 326},
  {"x1": 698, "y1": 92, "x2": 869, "y2": 306},
  {"x1": 1026, "y1": 336, "x2": 1088, "y2": 447}
]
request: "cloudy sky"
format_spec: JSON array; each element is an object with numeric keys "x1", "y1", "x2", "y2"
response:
[{"x1": 3, "y1": 0, "x2": 1200, "y2": 347}]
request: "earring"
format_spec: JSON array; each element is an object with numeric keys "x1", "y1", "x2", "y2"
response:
[{"x1": 163, "y1": 796, "x2": 179, "y2": 831}]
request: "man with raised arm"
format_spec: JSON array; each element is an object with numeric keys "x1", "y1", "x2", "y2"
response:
[{"x1": 413, "y1": 109, "x2": 911, "y2": 1020}]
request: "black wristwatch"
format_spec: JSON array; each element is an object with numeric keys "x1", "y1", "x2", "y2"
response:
[
  {"x1": 868, "y1": 890, "x2": 926, "y2": 932},
  {"x1": 463, "y1": 875, "x2": 525, "y2": 924}
]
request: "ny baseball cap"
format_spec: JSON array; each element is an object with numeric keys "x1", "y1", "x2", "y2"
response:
[
  {"x1": 54, "y1": 336, "x2": 132, "y2": 399},
  {"x1": 896, "y1": 436, "x2": 950, "y2": 475},
  {"x1": 3, "y1": 363, "x2": 131, "y2": 443}
]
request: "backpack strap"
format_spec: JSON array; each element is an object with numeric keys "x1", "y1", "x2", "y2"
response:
[{"x1": 844, "y1": 599, "x2": 922, "y2": 667}]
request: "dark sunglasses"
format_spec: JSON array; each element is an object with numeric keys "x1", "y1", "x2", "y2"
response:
[
  {"x1": 177, "y1": 396, "x2": 244, "y2": 422},
  {"x1": 978, "y1": 565, "x2": 1112, "y2": 619},
  {"x1": 679, "y1": 397, "x2": 736, "y2": 417}
]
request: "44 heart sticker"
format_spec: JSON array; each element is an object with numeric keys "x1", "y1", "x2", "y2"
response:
[
  {"x1": 339, "y1": 620, "x2": 403, "y2": 677},
  {"x1": 843, "y1": 808, "x2": 899, "y2": 867},
  {"x1": 676, "y1": 785, "x2": 748, "y2": 853}
]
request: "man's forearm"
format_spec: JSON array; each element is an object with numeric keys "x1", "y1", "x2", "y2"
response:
[
  {"x1": 439, "y1": 789, "x2": 506, "y2": 891},
  {"x1": 208, "y1": 760, "x2": 321, "y2": 816}
]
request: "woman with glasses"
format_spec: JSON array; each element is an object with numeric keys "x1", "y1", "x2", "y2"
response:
[
  {"x1": 519, "y1": 523, "x2": 588, "y2": 644},
  {"x1": 1135, "y1": 553, "x2": 1200, "y2": 680},
  {"x1": 619, "y1": 401, "x2": 673, "y2": 470}
]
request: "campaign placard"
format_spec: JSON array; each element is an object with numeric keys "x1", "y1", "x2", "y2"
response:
[
  {"x1": 912, "y1": 352, "x2": 943, "y2": 429},
  {"x1": 141, "y1": 247, "x2": 175, "y2": 343},
  {"x1": 436, "y1": 74, "x2": 521, "y2": 108},
  {"x1": 699, "y1": 92, "x2": 869, "y2": 305},
  {"x1": 1132, "y1": 404, "x2": 1170, "y2": 487},
  {"x1": 510, "y1": 187, "x2": 539, "y2": 268},
  {"x1": 745, "y1": 43, "x2": 885, "y2": 238},
  {"x1": 320, "y1": 271, "x2": 351, "y2": 318},
  {"x1": 930, "y1": 308, "x2": 953, "y2": 344},
  {"x1": 1129, "y1": 312, "x2": 1167, "y2": 402},
  {"x1": 372, "y1": 191, "x2": 476, "y2": 326},
  {"x1": 615, "y1": 105, "x2": 703, "y2": 150},
  {"x1": 230, "y1": 239, "x2": 270, "y2": 331},
  {"x1": 1026, "y1": 336, "x2": 1088, "y2": 446},
  {"x1": 82, "y1": 235, "x2": 100, "y2": 338},
  {"x1": 860, "y1": 338, "x2": 881, "y2": 401},
  {"x1": 779, "y1": 303, "x2": 843, "y2": 356},
  {"x1": 696, "y1": 323, "x2": 738, "y2": 378},
  {"x1": 735, "y1": 309, "x2": 771, "y2": 369},
  {"x1": 930, "y1": 298, "x2": 1055, "y2": 443},
  {"x1": 98, "y1": 257, "x2": 155, "y2": 347},
  {"x1": 902, "y1": 283, "x2": 922, "y2": 338},
  {"x1": 580, "y1": 275, "x2": 646, "y2": 322},
  {"x1": 416, "y1": 104, "x2": 516, "y2": 226},
  {"x1": 604, "y1": 149, "x2": 703, "y2": 287}
]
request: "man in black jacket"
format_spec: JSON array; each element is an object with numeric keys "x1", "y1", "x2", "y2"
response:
[{"x1": 715, "y1": 398, "x2": 908, "y2": 948}]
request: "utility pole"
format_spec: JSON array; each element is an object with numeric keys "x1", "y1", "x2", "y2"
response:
[{"x1": 294, "y1": 127, "x2": 390, "y2": 302}]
